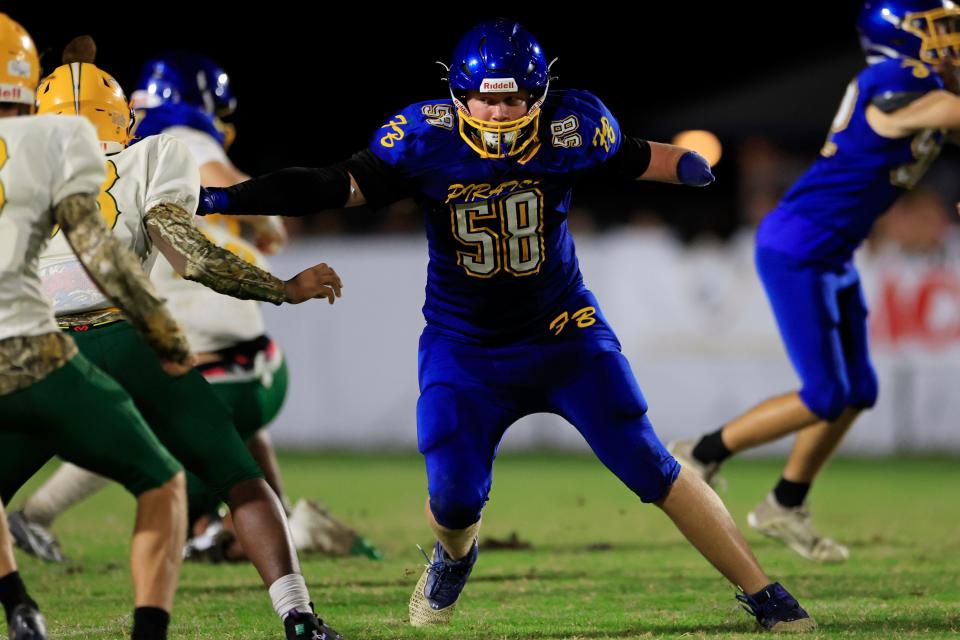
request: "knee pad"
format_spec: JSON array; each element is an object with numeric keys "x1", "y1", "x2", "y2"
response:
[
  {"x1": 598, "y1": 414, "x2": 680, "y2": 503},
  {"x1": 800, "y1": 378, "x2": 850, "y2": 421},
  {"x1": 631, "y1": 454, "x2": 681, "y2": 504},
  {"x1": 429, "y1": 488, "x2": 486, "y2": 530},
  {"x1": 849, "y1": 366, "x2": 879, "y2": 410}
]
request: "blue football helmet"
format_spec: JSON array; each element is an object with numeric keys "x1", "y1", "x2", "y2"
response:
[
  {"x1": 447, "y1": 19, "x2": 551, "y2": 159},
  {"x1": 858, "y1": 0, "x2": 960, "y2": 65},
  {"x1": 130, "y1": 52, "x2": 236, "y2": 117}
]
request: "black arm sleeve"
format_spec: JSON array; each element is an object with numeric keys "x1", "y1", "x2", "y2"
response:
[
  {"x1": 339, "y1": 149, "x2": 415, "y2": 209},
  {"x1": 594, "y1": 135, "x2": 652, "y2": 180},
  {"x1": 219, "y1": 149, "x2": 412, "y2": 216},
  {"x1": 220, "y1": 166, "x2": 353, "y2": 216}
]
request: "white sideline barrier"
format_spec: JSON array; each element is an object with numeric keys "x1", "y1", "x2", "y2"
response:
[{"x1": 260, "y1": 230, "x2": 960, "y2": 454}]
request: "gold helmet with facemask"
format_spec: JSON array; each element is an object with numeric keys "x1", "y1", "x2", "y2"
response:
[{"x1": 36, "y1": 36, "x2": 134, "y2": 154}]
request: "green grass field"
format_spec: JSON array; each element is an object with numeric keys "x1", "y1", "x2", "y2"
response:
[{"x1": 9, "y1": 454, "x2": 960, "y2": 639}]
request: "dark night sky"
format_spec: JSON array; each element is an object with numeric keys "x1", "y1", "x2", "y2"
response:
[
  {"x1": 6, "y1": 3, "x2": 879, "y2": 237},
  {"x1": 7, "y1": 3, "x2": 863, "y2": 169}
]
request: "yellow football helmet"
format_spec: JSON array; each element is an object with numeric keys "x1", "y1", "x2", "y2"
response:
[
  {"x1": 0, "y1": 13, "x2": 40, "y2": 110},
  {"x1": 36, "y1": 62, "x2": 134, "y2": 154}
]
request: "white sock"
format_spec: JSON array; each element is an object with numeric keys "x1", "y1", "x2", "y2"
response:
[
  {"x1": 268, "y1": 573, "x2": 311, "y2": 619},
  {"x1": 22, "y1": 463, "x2": 110, "y2": 527}
]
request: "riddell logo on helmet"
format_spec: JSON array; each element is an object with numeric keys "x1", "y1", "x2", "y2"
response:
[
  {"x1": 0, "y1": 86, "x2": 24, "y2": 101},
  {"x1": 480, "y1": 78, "x2": 518, "y2": 93}
]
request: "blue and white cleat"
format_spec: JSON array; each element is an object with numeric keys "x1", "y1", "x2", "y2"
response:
[
  {"x1": 736, "y1": 582, "x2": 817, "y2": 633},
  {"x1": 408, "y1": 540, "x2": 478, "y2": 627}
]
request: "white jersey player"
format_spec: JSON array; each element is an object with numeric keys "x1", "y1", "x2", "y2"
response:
[
  {"x1": 0, "y1": 15, "x2": 192, "y2": 640},
  {"x1": 6, "y1": 41, "x2": 346, "y2": 640}
]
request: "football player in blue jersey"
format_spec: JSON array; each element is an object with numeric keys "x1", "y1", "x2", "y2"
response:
[
  {"x1": 670, "y1": 0, "x2": 960, "y2": 564},
  {"x1": 197, "y1": 19, "x2": 815, "y2": 632}
]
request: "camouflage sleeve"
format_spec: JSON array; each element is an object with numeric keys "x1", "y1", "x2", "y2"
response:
[
  {"x1": 0, "y1": 333, "x2": 77, "y2": 396},
  {"x1": 55, "y1": 193, "x2": 191, "y2": 363},
  {"x1": 144, "y1": 202, "x2": 289, "y2": 305}
]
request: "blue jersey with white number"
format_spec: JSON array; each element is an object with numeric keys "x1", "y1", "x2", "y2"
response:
[
  {"x1": 370, "y1": 89, "x2": 621, "y2": 341},
  {"x1": 757, "y1": 58, "x2": 946, "y2": 263}
]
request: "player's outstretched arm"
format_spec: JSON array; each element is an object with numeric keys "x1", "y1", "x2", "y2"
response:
[
  {"x1": 199, "y1": 158, "x2": 288, "y2": 254},
  {"x1": 198, "y1": 166, "x2": 367, "y2": 216},
  {"x1": 638, "y1": 142, "x2": 714, "y2": 186},
  {"x1": 145, "y1": 202, "x2": 342, "y2": 305},
  {"x1": 867, "y1": 90, "x2": 960, "y2": 138},
  {"x1": 55, "y1": 193, "x2": 194, "y2": 375}
]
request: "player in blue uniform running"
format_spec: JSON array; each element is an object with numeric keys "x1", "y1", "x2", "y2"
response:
[
  {"x1": 197, "y1": 19, "x2": 816, "y2": 633},
  {"x1": 670, "y1": 0, "x2": 960, "y2": 563}
]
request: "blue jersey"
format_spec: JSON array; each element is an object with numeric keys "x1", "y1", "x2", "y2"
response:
[
  {"x1": 758, "y1": 58, "x2": 946, "y2": 263},
  {"x1": 131, "y1": 102, "x2": 226, "y2": 147},
  {"x1": 369, "y1": 90, "x2": 622, "y2": 341}
]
